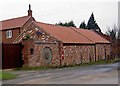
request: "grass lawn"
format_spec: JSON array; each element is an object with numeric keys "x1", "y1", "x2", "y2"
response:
[{"x1": 0, "y1": 71, "x2": 17, "y2": 80}]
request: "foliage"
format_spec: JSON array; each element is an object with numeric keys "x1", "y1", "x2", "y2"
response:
[
  {"x1": 22, "y1": 34, "x2": 31, "y2": 41},
  {"x1": 55, "y1": 20, "x2": 76, "y2": 27},
  {"x1": 79, "y1": 21, "x2": 87, "y2": 29},
  {"x1": 79, "y1": 13, "x2": 101, "y2": 32},
  {"x1": 86, "y1": 13, "x2": 101, "y2": 32},
  {"x1": 0, "y1": 71, "x2": 17, "y2": 80},
  {"x1": 105, "y1": 24, "x2": 120, "y2": 40},
  {"x1": 117, "y1": 25, "x2": 120, "y2": 39}
]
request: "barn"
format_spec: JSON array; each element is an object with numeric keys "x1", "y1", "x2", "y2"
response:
[{"x1": 21, "y1": 21, "x2": 111, "y2": 67}]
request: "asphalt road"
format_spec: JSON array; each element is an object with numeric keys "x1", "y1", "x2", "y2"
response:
[{"x1": 2, "y1": 62, "x2": 119, "y2": 84}]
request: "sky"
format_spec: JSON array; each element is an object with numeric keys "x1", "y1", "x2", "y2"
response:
[{"x1": 0, "y1": 0, "x2": 119, "y2": 33}]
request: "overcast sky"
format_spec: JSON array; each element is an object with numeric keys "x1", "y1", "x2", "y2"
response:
[{"x1": 0, "y1": 0, "x2": 119, "y2": 33}]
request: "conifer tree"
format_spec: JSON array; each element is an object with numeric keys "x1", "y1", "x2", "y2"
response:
[
  {"x1": 79, "y1": 21, "x2": 87, "y2": 29},
  {"x1": 87, "y1": 13, "x2": 101, "y2": 32}
]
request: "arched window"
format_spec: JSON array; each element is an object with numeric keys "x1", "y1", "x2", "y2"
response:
[{"x1": 42, "y1": 47, "x2": 52, "y2": 64}]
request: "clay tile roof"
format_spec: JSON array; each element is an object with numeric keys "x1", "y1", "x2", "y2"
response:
[
  {"x1": 95, "y1": 31, "x2": 111, "y2": 42},
  {"x1": 0, "y1": 16, "x2": 31, "y2": 30},
  {"x1": 35, "y1": 22, "x2": 94, "y2": 44},
  {"x1": 71, "y1": 27, "x2": 110, "y2": 44}
]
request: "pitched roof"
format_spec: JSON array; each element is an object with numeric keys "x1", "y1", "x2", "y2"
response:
[
  {"x1": 35, "y1": 22, "x2": 110, "y2": 44},
  {"x1": 35, "y1": 22, "x2": 94, "y2": 44},
  {"x1": 95, "y1": 31, "x2": 111, "y2": 42},
  {"x1": 71, "y1": 27, "x2": 110, "y2": 44},
  {"x1": 0, "y1": 16, "x2": 31, "y2": 30}
]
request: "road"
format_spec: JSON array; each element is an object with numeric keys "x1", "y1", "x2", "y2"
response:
[{"x1": 3, "y1": 62, "x2": 119, "y2": 84}]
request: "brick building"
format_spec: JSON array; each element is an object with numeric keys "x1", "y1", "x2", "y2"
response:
[
  {"x1": 0, "y1": 5, "x2": 34, "y2": 43},
  {"x1": 21, "y1": 21, "x2": 110, "y2": 67},
  {"x1": 1, "y1": 5, "x2": 111, "y2": 67}
]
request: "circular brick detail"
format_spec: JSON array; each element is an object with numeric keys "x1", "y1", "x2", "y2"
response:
[{"x1": 42, "y1": 47, "x2": 52, "y2": 64}]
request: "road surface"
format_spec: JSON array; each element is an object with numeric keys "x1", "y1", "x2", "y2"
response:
[{"x1": 2, "y1": 62, "x2": 119, "y2": 84}]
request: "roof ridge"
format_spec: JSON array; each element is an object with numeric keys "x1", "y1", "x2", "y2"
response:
[
  {"x1": 1, "y1": 16, "x2": 31, "y2": 22},
  {"x1": 75, "y1": 27, "x2": 94, "y2": 31},
  {"x1": 36, "y1": 21, "x2": 55, "y2": 26},
  {"x1": 36, "y1": 21, "x2": 75, "y2": 29},
  {"x1": 70, "y1": 27, "x2": 94, "y2": 43}
]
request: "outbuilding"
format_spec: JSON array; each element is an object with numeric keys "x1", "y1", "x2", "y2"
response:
[{"x1": 21, "y1": 21, "x2": 111, "y2": 67}]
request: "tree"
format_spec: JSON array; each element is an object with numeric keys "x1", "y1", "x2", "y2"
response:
[
  {"x1": 117, "y1": 26, "x2": 120, "y2": 39},
  {"x1": 79, "y1": 21, "x2": 87, "y2": 29},
  {"x1": 106, "y1": 25, "x2": 117, "y2": 40},
  {"x1": 67, "y1": 20, "x2": 76, "y2": 27},
  {"x1": 110, "y1": 30, "x2": 117, "y2": 40},
  {"x1": 55, "y1": 22, "x2": 63, "y2": 26},
  {"x1": 87, "y1": 13, "x2": 101, "y2": 32},
  {"x1": 55, "y1": 20, "x2": 76, "y2": 27}
]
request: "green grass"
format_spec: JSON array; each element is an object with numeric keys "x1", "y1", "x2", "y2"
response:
[
  {"x1": 58, "y1": 58, "x2": 120, "y2": 68},
  {"x1": 14, "y1": 58, "x2": 120, "y2": 71},
  {"x1": 0, "y1": 71, "x2": 17, "y2": 80},
  {"x1": 14, "y1": 66, "x2": 52, "y2": 71}
]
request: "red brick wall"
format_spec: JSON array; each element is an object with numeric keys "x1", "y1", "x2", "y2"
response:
[
  {"x1": 96, "y1": 44, "x2": 111, "y2": 61},
  {"x1": 22, "y1": 40, "x2": 111, "y2": 67},
  {"x1": 62, "y1": 45, "x2": 95, "y2": 66},
  {"x1": 2, "y1": 28, "x2": 20, "y2": 43},
  {"x1": 22, "y1": 23, "x2": 61, "y2": 67},
  {"x1": 2, "y1": 17, "x2": 34, "y2": 43},
  {"x1": 22, "y1": 39, "x2": 60, "y2": 67},
  {"x1": 111, "y1": 40, "x2": 120, "y2": 58}
]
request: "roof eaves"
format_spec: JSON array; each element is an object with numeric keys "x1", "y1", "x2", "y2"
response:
[
  {"x1": 0, "y1": 27, "x2": 20, "y2": 31},
  {"x1": 63, "y1": 42, "x2": 95, "y2": 45},
  {"x1": 95, "y1": 42, "x2": 111, "y2": 44}
]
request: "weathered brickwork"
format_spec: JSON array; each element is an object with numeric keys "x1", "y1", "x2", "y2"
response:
[
  {"x1": 22, "y1": 39, "x2": 60, "y2": 67},
  {"x1": 22, "y1": 24, "x2": 61, "y2": 67},
  {"x1": 96, "y1": 44, "x2": 111, "y2": 61},
  {"x1": 34, "y1": 43, "x2": 60, "y2": 67},
  {"x1": 62, "y1": 45, "x2": 95, "y2": 66},
  {"x1": 22, "y1": 39, "x2": 34, "y2": 66}
]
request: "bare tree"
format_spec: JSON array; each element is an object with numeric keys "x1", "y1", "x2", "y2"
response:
[
  {"x1": 117, "y1": 25, "x2": 120, "y2": 39},
  {"x1": 106, "y1": 24, "x2": 117, "y2": 40}
]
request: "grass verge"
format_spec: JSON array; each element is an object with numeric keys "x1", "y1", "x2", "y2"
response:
[
  {"x1": 14, "y1": 58, "x2": 120, "y2": 70},
  {"x1": 56, "y1": 57, "x2": 120, "y2": 68},
  {"x1": 0, "y1": 71, "x2": 17, "y2": 80},
  {"x1": 14, "y1": 66, "x2": 52, "y2": 71}
]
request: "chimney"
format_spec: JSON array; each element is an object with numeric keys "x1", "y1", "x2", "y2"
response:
[{"x1": 28, "y1": 4, "x2": 32, "y2": 16}]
